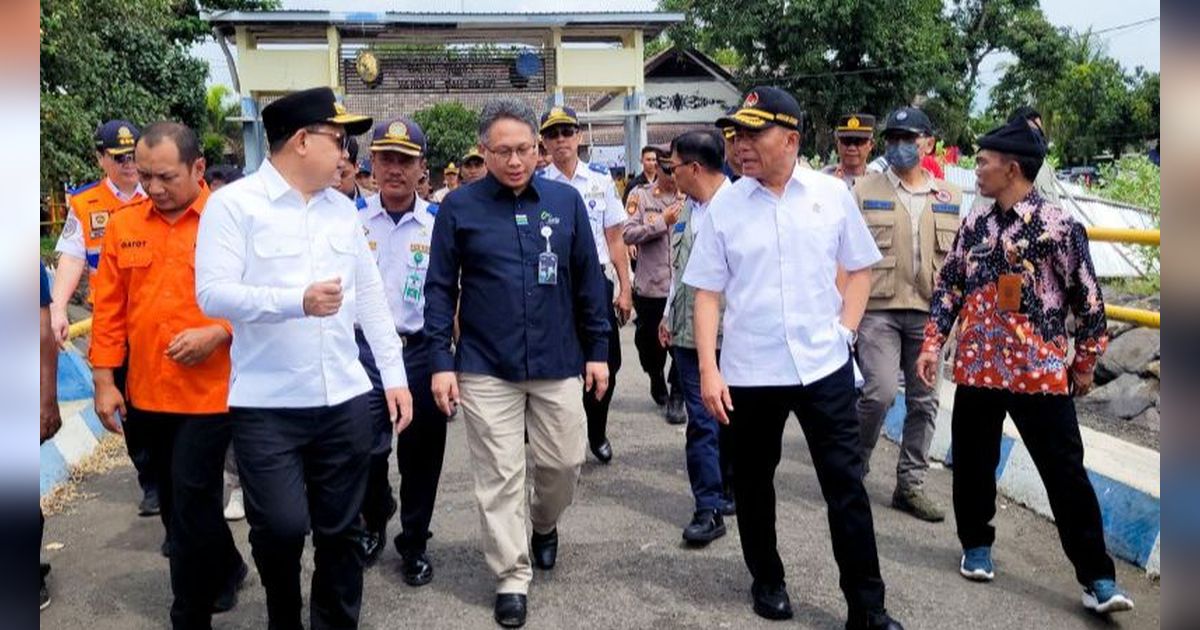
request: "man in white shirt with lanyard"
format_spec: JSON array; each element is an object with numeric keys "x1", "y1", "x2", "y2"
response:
[
  {"x1": 354, "y1": 116, "x2": 450, "y2": 587},
  {"x1": 195, "y1": 87, "x2": 413, "y2": 630},
  {"x1": 684, "y1": 86, "x2": 902, "y2": 630},
  {"x1": 539, "y1": 105, "x2": 632, "y2": 464}
]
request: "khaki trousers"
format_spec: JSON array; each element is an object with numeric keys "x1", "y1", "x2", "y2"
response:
[{"x1": 458, "y1": 373, "x2": 587, "y2": 594}]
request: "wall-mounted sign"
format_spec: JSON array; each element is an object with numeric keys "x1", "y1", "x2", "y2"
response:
[{"x1": 341, "y1": 48, "x2": 550, "y2": 94}]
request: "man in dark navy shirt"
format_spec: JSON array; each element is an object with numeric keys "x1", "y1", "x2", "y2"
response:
[{"x1": 423, "y1": 98, "x2": 609, "y2": 629}]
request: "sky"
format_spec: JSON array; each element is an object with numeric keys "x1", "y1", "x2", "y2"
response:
[{"x1": 196, "y1": 0, "x2": 1160, "y2": 104}]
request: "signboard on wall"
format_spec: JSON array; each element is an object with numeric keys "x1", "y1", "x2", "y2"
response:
[{"x1": 341, "y1": 48, "x2": 549, "y2": 94}]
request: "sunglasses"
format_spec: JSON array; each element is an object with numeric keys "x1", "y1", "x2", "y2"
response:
[
  {"x1": 542, "y1": 126, "x2": 577, "y2": 140},
  {"x1": 111, "y1": 152, "x2": 135, "y2": 164},
  {"x1": 658, "y1": 160, "x2": 694, "y2": 175},
  {"x1": 837, "y1": 137, "x2": 871, "y2": 147},
  {"x1": 307, "y1": 128, "x2": 351, "y2": 151}
]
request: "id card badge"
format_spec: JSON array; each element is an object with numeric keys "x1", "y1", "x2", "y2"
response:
[
  {"x1": 402, "y1": 272, "x2": 425, "y2": 304},
  {"x1": 997, "y1": 273, "x2": 1022, "y2": 312},
  {"x1": 538, "y1": 252, "x2": 558, "y2": 285}
]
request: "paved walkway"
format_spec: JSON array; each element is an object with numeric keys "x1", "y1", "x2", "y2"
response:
[{"x1": 41, "y1": 328, "x2": 1160, "y2": 629}]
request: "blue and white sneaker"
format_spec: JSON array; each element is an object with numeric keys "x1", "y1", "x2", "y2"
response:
[
  {"x1": 1082, "y1": 579, "x2": 1134, "y2": 614},
  {"x1": 959, "y1": 546, "x2": 995, "y2": 582}
]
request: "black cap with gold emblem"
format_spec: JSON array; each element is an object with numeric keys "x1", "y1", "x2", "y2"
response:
[
  {"x1": 539, "y1": 106, "x2": 580, "y2": 132},
  {"x1": 95, "y1": 120, "x2": 140, "y2": 155},
  {"x1": 716, "y1": 86, "x2": 803, "y2": 131},
  {"x1": 261, "y1": 87, "x2": 373, "y2": 146},
  {"x1": 834, "y1": 113, "x2": 876, "y2": 139}
]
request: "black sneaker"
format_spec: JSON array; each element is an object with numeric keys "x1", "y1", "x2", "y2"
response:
[{"x1": 682, "y1": 509, "x2": 726, "y2": 546}]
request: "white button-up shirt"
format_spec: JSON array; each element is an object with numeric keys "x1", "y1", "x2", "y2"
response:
[
  {"x1": 195, "y1": 159, "x2": 406, "y2": 408},
  {"x1": 683, "y1": 164, "x2": 881, "y2": 387},
  {"x1": 358, "y1": 192, "x2": 436, "y2": 334},
  {"x1": 541, "y1": 160, "x2": 625, "y2": 266}
]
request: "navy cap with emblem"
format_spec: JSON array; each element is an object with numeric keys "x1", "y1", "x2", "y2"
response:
[
  {"x1": 882, "y1": 107, "x2": 933, "y2": 137},
  {"x1": 716, "y1": 86, "x2": 803, "y2": 131},
  {"x1": 261, "y1": 86, "x2": 373, "y2": 146},
  {"x1": 977, "y1": 117, "x2": 1048, "y2": 159},
  {"x1": 835, "y1": 113, "x2": 876, "y2": 139},
  {"x1": 95, "y1": 120, "x2": 140, "y2": 155},
  {"x1": 540, "y1": 106, "x2": 579, "y2": 132},
  {"x1": 369, "y1": 117, "x2": 427, "y2": 157}
]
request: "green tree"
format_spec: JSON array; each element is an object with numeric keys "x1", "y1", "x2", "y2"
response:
[
  {"x1": 411, "y1": 102, "x2": 481, "y2": 173},
  {"x1": 202, "y1": 84, "x2": 242, "y2": 166},
  {"x1": 660, "y1": 0, "x2": 953, "y2": 156},
  {"x1": 40, "y1": 0, "x2": 275, "y2": 197}
]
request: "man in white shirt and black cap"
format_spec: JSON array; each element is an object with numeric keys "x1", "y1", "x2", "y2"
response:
[
  {"x1": 684, "y1": 86, "x2": 903, "y2": 630},
  {"x1": 195, "y1": 86, "x2": 413, "y2": 629}
]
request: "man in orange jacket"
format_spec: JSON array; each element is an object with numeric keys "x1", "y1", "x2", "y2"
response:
[{"x1": 90, "y1": 121, "x2": 247, "y2": 629}]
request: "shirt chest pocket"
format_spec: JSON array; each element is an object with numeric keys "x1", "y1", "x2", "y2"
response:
[
  {"x1": 116, "y1": 246, "x2": 153, "y2": 270},
  {"x1": 250, "y1": 234, "x2": 307, "y2": 285}
]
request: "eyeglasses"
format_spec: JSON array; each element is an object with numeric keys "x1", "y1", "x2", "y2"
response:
[
  {"x1": 542, "y1": 126, "x2": 577, "y2": 140},
  {"x1": 837, "y1": 137, "x2": 870, "y2": 147},
  {"x1": 658, "y1": 160, "x2": 694, "y2": 175},
  {"x1": 307, "y1": 128, "x2": 350, "y2": 151},
  {"x1": 485, "y1": 144, "x2": 538, "y2": 161}
]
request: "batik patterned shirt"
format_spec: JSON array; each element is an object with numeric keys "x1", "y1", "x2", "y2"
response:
[{"x1": 921, "y1": 189, "x2": 1107, "y2": 395}]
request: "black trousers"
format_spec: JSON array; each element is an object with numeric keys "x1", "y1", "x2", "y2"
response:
[
  {"x1": 632, "y1": 293, "x2": 681, "y2": 399},
  {"x1": 951, "y1": 385, "x2": 1116, "y2": 585},
  {"x1": 232, "y1": 395, "x2": 372, "y2": 630},
  {"x1": 134, "y1": 408, "x2": 244, "y2": 630},
  {"x1": 115, "y1": 363, "x2": 156, "y2": 498},
  {"x1": 356, "y1": 330, "x2": 448, "y2": 554},
  {"x1": 728, "y1": 360, "x2": 886, "y2": 623},
  {"x1": 584, "y1": 278, "x2": 622, "y2": 447}
]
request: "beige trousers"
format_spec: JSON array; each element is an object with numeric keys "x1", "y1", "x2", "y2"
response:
[{"x1": 458, "y1": 373, "x2": 587, "y2": 594}]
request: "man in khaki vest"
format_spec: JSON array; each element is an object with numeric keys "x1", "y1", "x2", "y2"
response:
[{"x1": 852, "y1": 107, "x2": 962, "y2": 522}]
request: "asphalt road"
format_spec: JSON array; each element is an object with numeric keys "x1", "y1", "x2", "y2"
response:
[{"x1": 41, "y1": 327, "x2": 1160, "y2": 629}]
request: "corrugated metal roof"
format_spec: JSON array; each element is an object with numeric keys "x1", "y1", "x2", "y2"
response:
[{"x1": 944, "y1": 165, "x2": 1156, "y2": 278}]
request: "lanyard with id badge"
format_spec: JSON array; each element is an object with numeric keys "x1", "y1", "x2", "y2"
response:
[{"x1": 538, "y1": 225, "x2": 558, "y2": 285}]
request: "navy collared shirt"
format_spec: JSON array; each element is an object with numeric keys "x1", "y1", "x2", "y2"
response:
[{"x1": 424, "y1": 172, "x2": 610, "y2": 381}]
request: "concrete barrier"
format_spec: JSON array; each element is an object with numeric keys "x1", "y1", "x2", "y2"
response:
[
  {"x1": 40, "y1": 346, "x2": 107, "y2": 497},
  {"x1": 882, "y1": 381, "x2": 1161, "y2": 577}
]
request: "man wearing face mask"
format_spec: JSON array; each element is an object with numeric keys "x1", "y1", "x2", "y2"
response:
[{"x1": 851, "y1": 107, "x2": 963, "y2": 523}]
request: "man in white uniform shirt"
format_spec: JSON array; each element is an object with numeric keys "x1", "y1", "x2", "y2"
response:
[
  {"x1": 539, "y1": 105, "x2": 632, "y2": 464},
  {"x1": 195, "y1": 87, "x2": 413, "y2": 630},
  {"x1": 685, "y1": 87, "x2": 902, "y2": 630},
  {"x1": 354, "y1": 116, "x2": 450, "y2": 587}
]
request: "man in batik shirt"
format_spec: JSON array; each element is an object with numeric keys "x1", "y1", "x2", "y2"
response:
[{"x1": 915, "y1": 118, "x2": 1134, "y2": 615}]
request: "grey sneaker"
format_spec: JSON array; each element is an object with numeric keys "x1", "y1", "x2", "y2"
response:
[{"x1": 891, "y1": 488, "x2": 945, "y2": 522}]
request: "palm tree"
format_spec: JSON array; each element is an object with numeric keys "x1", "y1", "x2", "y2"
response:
[{"x1": 203, "y1": 85, "x2": 242, "y2": 166}]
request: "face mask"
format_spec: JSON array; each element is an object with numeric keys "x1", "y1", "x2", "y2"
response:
[{"x1": 885, "y1": 141, "x2": 920, "y2": 170}]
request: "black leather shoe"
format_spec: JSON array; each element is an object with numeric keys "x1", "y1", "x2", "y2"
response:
[
  {"x1": 720, "y1": 496, "x2": 737, "y2": 516},
  {"x1": 360, "y1": 530, "x2": 385, "y2": 566},
  {"x1": 213, "y1": 561, "x2": 249, "y2": 613},
  {"x1": 682, "y1": 509, "x2": 726, "y2": 546},
  {"x1": 160, "y1": 536, "x2": 171, "y2": 558},
  {"x1": 751, "y1": 582, "x2": 794, "y2": 620},
  {"x1": 138, "y1": 490, "x2": 161, "y2": 517},
  {"x1": 494, "y1": 593, "x2": 527, "y2": 628},
  {"x1": 846, "y1": 611, "x2": 904, "y2": 630},
  {"x1": 665, "y1": 397, "x2": 687, "y2": 425},
  {"x1": 531, "y1": 528, "x2": 558, "y2": 570},
  {"x1": 590, "y1": 439, "x2": 613, "y2": 464},
  {"x1": 401, "y1": 551, "x2": 434, "y2": 587}
]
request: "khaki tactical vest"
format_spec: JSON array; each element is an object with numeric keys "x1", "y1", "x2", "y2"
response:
[
  {"x1": 668, "y1": 201, "x2": 723, "y2": 349},
  {"x1": 852, "y1": 172, "x2": 963, "y2": 312}
]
